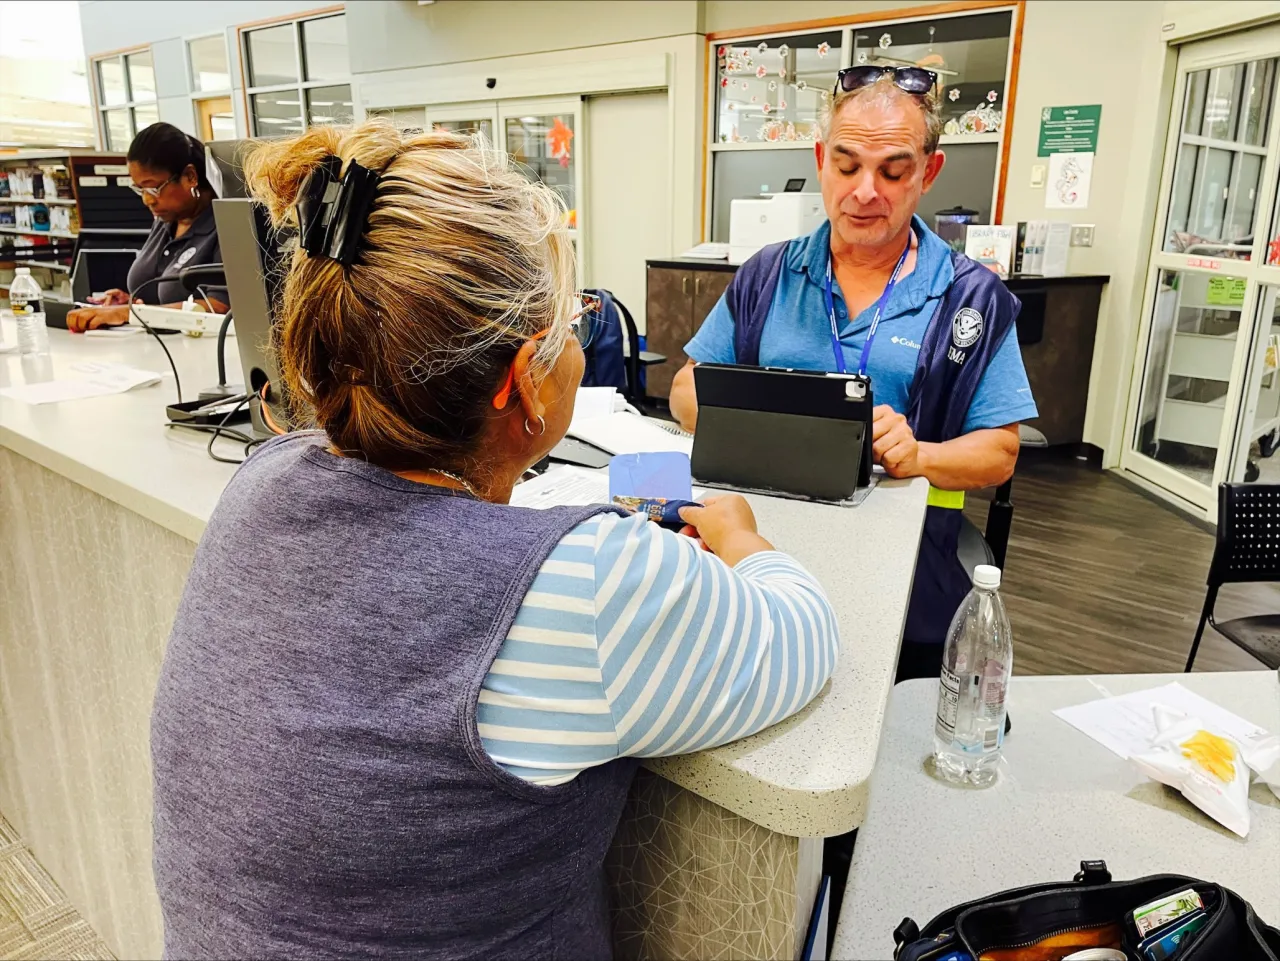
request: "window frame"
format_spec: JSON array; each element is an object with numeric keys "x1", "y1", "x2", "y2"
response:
[
  {"x1": 700, "y1": 1, "x2": 1025, "y2": 239},
  {"x1": 238, "y1": 7, "x2": 351, "y2": 138},
  {"x1": 91, "y1": 45, "x2": 158, "y2": 151}
]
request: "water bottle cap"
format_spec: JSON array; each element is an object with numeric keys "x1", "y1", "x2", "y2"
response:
[
  {"x1": 14, "y1": 267, "x2": 29, "y2": 275},
  {"x1": 973, "y1": 564, "x2": 1001, "y2": 590}
]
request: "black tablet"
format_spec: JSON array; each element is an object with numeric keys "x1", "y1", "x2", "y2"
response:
[{"x1": 691, "y1": 364, "x2": 874, "y2": 502}]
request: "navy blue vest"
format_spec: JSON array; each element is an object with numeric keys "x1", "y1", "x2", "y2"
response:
[{"x1": 725, "y1": 239, "x2": 1021, "y2": 644}]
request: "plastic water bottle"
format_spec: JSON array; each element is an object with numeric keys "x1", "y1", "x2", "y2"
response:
[
  {"x1": 932, "y1": 564, "x2": 1013, "y2": 787},
  {"x1": 10, "y1": 268, "x2": 49, "y2": 356}
]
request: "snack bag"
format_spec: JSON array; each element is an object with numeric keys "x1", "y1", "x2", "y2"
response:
[
  {"x1": 1130, "y1": 706, "x2": 1252, "y2": 837},
  {"x1": 1242, "y1": 731, "x2": 1280, "y2": 803}
]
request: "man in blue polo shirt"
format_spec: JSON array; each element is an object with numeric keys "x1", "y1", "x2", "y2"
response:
[{"x1": 670, "y1": 65, "x2": 1037, "y2": 682}]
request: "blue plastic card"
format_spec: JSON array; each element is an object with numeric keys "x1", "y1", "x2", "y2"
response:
[{"x1": 608, "y1": 451, "x2": 693, "y2": 502}]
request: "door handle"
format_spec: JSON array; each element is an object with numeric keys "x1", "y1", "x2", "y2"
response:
[
  {"x1": 682, "y1": 276, "x2": 689, "y2": 296},
  {"x1": 695, "y1": 275, "x2": 702, "y2": 296}
]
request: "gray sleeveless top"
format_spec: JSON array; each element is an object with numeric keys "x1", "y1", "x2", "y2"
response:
[{"x1": 151, "y1": 433, "x2": 638, "y2": 959}]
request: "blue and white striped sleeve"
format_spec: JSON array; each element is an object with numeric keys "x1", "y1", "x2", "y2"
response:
[{"x1": 476, "y1": 512, "x2": 839, "y2": 784}]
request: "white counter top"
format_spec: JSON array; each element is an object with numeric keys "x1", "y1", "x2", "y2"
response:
[
  {"x1": 835, "y1": 671, "x2": 1280, "y2": 960},
  {"x1": 0, "y1": 323, "x2": 239, "y2": 542},
  {"x1": 0, "y1": 323, "x2": 930, "y2": 839}
]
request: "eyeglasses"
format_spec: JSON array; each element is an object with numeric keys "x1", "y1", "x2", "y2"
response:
[
  {"x1": 492, "y1": 293, "x2": 603, "y2": 410},
  {"x1": 834, "y1": 65, "x2": 938, "y2": 97},
  {"x1": 128, "y1": 174, "x2": 180, "y2": 199}
]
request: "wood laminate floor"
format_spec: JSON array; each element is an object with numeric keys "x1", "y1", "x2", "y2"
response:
[{"x1": 964, "y1": 455, "x2": 1272, "y2": 676}]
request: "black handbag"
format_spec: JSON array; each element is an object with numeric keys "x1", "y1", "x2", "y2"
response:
[{"x1": 892, "y1": 860, "x2": 1280, "y2": 961}]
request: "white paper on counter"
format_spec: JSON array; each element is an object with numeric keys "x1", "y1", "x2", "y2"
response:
[
  {"x1": 0, "y1": 361, "x2": 163, "y2": 405},
  {"x1": 1054, "y1": 682, "x2": 1269, "y2": 759},
  {"x1": 511, "y1": 466, "x2": 610, "y2": 509}
]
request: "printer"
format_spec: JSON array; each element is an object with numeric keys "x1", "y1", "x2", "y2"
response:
[{"x1": 728, "y1": 191, "x2": 825, "y2": 265}]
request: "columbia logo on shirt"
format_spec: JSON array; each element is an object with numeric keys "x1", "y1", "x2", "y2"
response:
[{"x1": 890, "y1": 335, "x2": 922, "y2": 350}]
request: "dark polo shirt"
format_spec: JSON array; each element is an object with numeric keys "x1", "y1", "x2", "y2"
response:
[{"x1": 127, "y1": 204, "x2": 221, "y2": 304}]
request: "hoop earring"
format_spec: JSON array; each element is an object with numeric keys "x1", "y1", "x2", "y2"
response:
[
  {"x1": 524, "y1": 415, "x2": 546, "y2": 437},
  {"x1": 190, "y1": 186, "x2": 199, "y2": 198}
]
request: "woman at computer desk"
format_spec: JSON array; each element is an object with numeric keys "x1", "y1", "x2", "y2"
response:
[
  {"x1": 150, "y1": 120, "x2": 840, "y2": 959},
  {"x1": 66, "y1": 122, "x2": 226, "y2": 332}
]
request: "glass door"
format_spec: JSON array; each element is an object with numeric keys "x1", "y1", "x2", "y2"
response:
[
  {"x1": 424, "y1": 101, "x2": 499, "y2": 142},
  {"x1": 497, "y1": 97, "x2": 585, "y2": 277},
  {"x1": 1123, "y1": 24, "x2": 1280, "y2": 517}
]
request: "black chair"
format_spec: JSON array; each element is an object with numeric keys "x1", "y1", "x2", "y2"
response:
[
  {"x1": 1184, "y1": 482, "x2": 1280, "y2": 671},
  {"x1": 582, "y1": 289, "x2": 666, "y2": 407}
]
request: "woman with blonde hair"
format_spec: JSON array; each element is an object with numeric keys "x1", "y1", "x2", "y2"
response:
[{"x1": 150, "y1": 120, "x2": 839, "y2": 959}]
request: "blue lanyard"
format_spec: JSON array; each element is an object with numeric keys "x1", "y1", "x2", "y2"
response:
[{"x1": 823, "y1": 237, "x2": 912, "y2": 376}]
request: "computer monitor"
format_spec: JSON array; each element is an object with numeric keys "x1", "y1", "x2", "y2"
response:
[
  {"x1": 43, "y1": 247, "x2": 139, "y2": 329},
  {"x1": 212, "y1": 197, "x2": 292, "y2": 436},
  {"x1": 205, "y1": 140, "x2": 252, "y2": 201}
]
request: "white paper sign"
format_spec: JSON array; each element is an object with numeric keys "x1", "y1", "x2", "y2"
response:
[
  {"x1": 0, "y1": 362, "x2": 162, "y2": 405},
  {"x1": 1046, "y1": 152, "x2": 1093, "y2": 209},
  {"x1": 93, "y1": 164, "x2": 129, "y2": 175},
  {"x1": 116, "y1": 176, "x2": 132, "y2": 187},
  {"x1": 78, "y1": 176, "x2": 108, "y2": 187}
]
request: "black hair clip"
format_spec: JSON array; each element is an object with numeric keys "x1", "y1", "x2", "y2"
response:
[{"x1": 296, "y1": 154, "x2": 380, "y2": 267}]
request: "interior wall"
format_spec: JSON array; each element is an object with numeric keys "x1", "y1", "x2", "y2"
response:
[
  {"x1": 999, "y1": 1, "x2": 1172, "y2": 462},
  {"x1": 1161, "y1": 0, "x2": 1280, "y2": 42},
  {"x1": 345, "y1": 1, "x2": 700, "y2": 73}
]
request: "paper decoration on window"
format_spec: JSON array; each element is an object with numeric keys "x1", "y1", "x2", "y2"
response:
[
  {"x1": 796, "y1": 80, "x2": 808, "y2": 91},
  {"x1": 778, "y1": 67, "x2": 786, "y2": 78},
  {"x1": 879, "y1": 33, "x2": 892, "y2": 48},
  {"x1": 727, "y1": 103, "x2": 736, "y2": 111},
  {"x1": 741, "y1": 80, "x2": 749, "y2": 89},
  {"x1": 756, "y1": 65, "x2": 768, "y2": 78},
  {"x1": 757, "y1": 41, "x2": 768, "y2": 53},
  {"x1": 547, "y1": 117, "x2": 573, "y2": 168},
  {"x1": 768, "y1": 81, "x2": 777, "y2": 91},
  {"x1": 817, "y1": 41, "x2": 830, "y2": 57},
  {"x1": 949, "y1": 88, "x2": 961, "y2": 101},
  {"x1": 727, "y1": 58, "x2": 740, "y2": 72},
  {"x1": 717, "y1": 46, "x2": 727, "y2": 56},
  {"x1": 987, "y1": 90, "x2": 999, "y2": 103},
  {"x1": 721, "y1": 77, "x2": 730, "y2": 88},
  {"x1": 943, "y1": 103, "x2": 1003, "y2": 136},
  {"x1": 779, "y1": 99, "x2": 787, "y2": 109},
  {"x1": 751, "y1": 95, "x2": 759, "y2": 103},
  {"x1": 1270, "y1": 237, "x2": 1280, "y2": 266},
  {"x1": 785, "y1": 122, "x2": 797, "y2": 141},
  {"x1": 762, "y1": 103, "x2": 772, "y2": 114},
  {"x1": 858, "y1": 51, "x2": 868, "y2": 64},
  {"x1": 779, "y1": 44, "x2": 789, "y2": 57}
]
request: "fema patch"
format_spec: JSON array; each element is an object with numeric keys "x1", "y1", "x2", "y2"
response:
[
  {"x1": 176, "y1": 247, "x2": 198, "y2": 268},
  {"x1": 952, "y1": 307, "x2": 984, "y2": 349}
]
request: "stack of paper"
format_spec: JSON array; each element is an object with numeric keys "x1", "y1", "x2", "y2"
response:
[{"x1": 0, "y1": 361, "x2": 163, "y2": 405}]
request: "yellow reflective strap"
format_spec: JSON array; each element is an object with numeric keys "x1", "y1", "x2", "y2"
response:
[{"x1": 927, "y1": 486, "x2": 965, "y2": 510}]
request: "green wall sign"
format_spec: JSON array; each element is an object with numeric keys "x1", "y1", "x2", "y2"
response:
[
  {"x1": 1038, "y1": 105, "x2": 1102, "y2": 156},
  {"x1": 1206, "y1": 276, "x2": 1247, "y2": 307}
]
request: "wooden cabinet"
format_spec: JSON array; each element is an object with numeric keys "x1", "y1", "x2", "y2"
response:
[{"x1": 644, "y1": 264, "x2": 735, "y2": 399}]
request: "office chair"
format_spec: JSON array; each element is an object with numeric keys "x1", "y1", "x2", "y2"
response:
[
  {"x1": 1183, "y1": 482, "x2": 1280, "y2": 671},
  {"x1": 581, "y1": 288, "x2": 666, "y2": 407}
]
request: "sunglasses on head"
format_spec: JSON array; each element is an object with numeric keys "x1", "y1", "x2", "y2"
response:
[
  {"x1": 834, "y1": 65, "x2": 938, "y2": 96},
  {"x1": 491, "y1": 292, "x2": 602, "y2": 409}
]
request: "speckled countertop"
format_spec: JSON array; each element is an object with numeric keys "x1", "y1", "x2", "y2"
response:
[
  {"x1": 2, "y1": 322, "x2": 930, "y2": 840},
  {"x1": 835, "y1": 672, "x2": 1280, "y2": 960}
]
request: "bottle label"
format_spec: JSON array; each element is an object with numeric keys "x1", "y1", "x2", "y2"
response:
[
  {"x1": 980, "y1": 670, "x2": 1006, "y2": 751},
  {"x1": 11, "y1": 296, "x2": 42, "y2": 316},
  {"x1": 935, "y1": 666, "x2": 962, "y2": 741}
]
